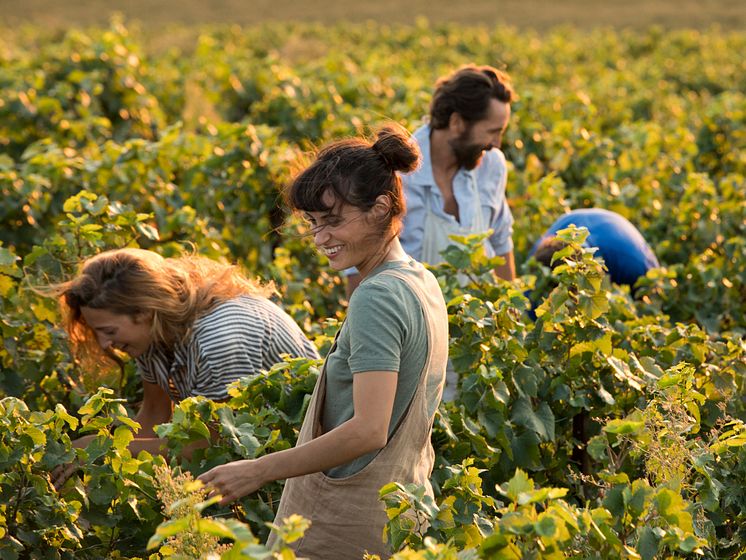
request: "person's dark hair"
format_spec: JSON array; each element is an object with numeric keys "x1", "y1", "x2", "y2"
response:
[
  {"x1": 430, "y1": 64, "x2": 514, "y2": 130},
  {"x1": 286, "y1": 123, "x2": 420, "y2": 236},
  {"x1": 533, "y1": 236, "x2": 570, "y2": 268}
]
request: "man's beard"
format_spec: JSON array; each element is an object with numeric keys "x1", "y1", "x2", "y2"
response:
[{"x1": 449, "y1": 132, "x2": 490, "y2": 170}]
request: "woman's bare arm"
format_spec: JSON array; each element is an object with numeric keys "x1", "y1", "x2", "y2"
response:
[{"x1": 199, "y1": 370, "x2": 398, "y2": 505}]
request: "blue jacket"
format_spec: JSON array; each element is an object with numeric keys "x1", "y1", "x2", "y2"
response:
[{"x1": 530, "y1": 209, "x2": 659, "y2": 287}]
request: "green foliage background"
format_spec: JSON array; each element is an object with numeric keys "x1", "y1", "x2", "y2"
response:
[{"x1": 0, "y1": 19, "x2": 744, "y2": 560}]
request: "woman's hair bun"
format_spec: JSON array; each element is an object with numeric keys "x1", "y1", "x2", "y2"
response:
[{"x1": 372, "y1": 123, "x2": 420, "y2": 174}]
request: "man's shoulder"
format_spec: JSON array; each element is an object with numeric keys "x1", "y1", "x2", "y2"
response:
[
  {"x1": 558, "y1": 209, "x2": 629, "y2": 230},
  {"x1": 411, "y1": 122, "x2": 430, "y2": 146},
  {"x1": 472, "y1": 149, "x2": 508, "y2": 199},
  {"x1": 478, "y1": 147, "x2": 507, "y2": 171}
]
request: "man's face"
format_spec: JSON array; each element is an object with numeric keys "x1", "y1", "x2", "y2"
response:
[{"x1": 449, "y1": 98, "x2": 511, "y2": 170}]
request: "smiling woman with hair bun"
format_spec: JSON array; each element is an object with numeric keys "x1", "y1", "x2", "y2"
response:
[{"x1": 199, "y1": 123, "x2": 449, "y2": 559}]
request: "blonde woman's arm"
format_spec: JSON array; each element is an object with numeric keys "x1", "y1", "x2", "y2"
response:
[{"x1": 53, "y1": 382, "x2": 177, "y2": 488}]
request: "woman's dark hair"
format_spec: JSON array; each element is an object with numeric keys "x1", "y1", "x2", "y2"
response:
[
  {"x1": 534, "y1": 236, "x2": 571, "y2": 268},
  {"x1": 430, "y1": 64, "x2": 514, "y2": 130},
  {"x1": 286, "y1": 123, "x2": 420, "y2": 236}
]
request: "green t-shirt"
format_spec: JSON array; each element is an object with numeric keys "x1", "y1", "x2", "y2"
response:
[{"x1": 322, "y1": 258, "x2": 439, "y2": 478}]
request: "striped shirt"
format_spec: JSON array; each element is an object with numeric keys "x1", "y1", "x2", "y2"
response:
[{"x1": 136, "y1": 295, "x2": 319, "y2": 402}]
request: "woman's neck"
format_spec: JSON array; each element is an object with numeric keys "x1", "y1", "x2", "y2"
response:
[{"x1": 358, "y1": 238, "x2": 408, "y2": 279}]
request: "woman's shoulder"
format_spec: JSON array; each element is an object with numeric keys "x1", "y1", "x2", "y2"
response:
[
  {"x1": 353, "y1": 261, "x2": 431, "y2": 309},
  {"x1": 193, "y1": 295, "x2": 301, "y2": 336},
  {"x1": 360, "y1": 261, "x2": 446, "y2": 323},
  {"x1": 182, "y1": 298, "x2": 263, "y2": 359},
  {"x1": 190, "y1": 295, "x2": 269, "y2": 334}
]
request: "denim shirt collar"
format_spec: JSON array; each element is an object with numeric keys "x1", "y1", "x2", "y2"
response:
[{"x1": 408, "y1": 123, "x2": 476, "y2": 188}]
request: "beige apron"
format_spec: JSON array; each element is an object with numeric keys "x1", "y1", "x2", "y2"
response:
[
  {"x1": 267, "y1": 267, "x2": 448, "y2": 560},
  {"x1": 421, "y1": 172, "x2": 484, "y2": 402},
  {"x1": 420, "y1": 171, "x2": 486, "y2": 266}
]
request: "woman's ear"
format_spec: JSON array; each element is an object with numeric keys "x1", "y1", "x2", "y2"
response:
[
  {"x1": 371, "y1": 194, "x2": 392, "y2": 219},
  {"x1": 134, "y1": 310, "x2": 155, "y2": 325}
]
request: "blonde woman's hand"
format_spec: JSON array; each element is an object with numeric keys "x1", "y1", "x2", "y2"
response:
[
  {"x1": 197, "y1": 459, "x2": 267, "y2": 507},
  {"x1": 51, "y1": 435, "x2": 95, "y2": 489}
]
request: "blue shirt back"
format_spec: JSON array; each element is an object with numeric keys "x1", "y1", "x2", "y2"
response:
[{"x1": 530, "y1": 209, "x2": 659, "y2": 287}]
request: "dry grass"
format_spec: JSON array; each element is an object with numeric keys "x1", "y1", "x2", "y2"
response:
[{"x1": 1, "y1": 0, "x2": 743, "y2": 31}]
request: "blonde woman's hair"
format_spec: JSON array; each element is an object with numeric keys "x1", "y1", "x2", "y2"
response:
[{"x1": 52, "y1": 248, "x2": 272, "y2": 368}]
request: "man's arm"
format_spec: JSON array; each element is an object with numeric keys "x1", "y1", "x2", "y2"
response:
[
  {"x1": 494, "y1": 250, "x2": 516, "y2": 281},
  {"x1": 398, "y1": 177, "x2": 427, "y2": 263}
]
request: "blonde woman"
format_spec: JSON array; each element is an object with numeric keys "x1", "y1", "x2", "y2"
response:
[{"x1": 51, "y1": 248, "x2": 318, "y2": 484}]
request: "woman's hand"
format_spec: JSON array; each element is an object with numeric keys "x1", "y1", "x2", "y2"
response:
[
  {"x1": 196, "y1": 371, "x2": 397, "y2": 507},
  {"x1": 197, "y1": 458, "x2": 267, "y2": 507},
  {"x1": 51, "y1": 434, "x2": 95, "y2": 489}
]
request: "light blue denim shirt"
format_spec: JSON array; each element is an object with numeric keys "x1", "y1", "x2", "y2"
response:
[{"x1": 399, "y1": 124, "x2": 514, "y2": 262}]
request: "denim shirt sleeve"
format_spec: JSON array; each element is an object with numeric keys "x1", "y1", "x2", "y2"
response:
[
  {"x1": 484, "y1": 149, "x2": 514, "y2": 255},
  {"x1": 399, "y1": 172, "x2": 428, "y2": 261}
]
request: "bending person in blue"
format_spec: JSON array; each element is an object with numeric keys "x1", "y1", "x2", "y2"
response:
[{"x1": 530, "y1": 208, "x2": 659, "y2": 289}]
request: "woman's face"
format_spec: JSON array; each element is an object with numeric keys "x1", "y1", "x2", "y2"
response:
[
  {"x1": 304, "y1": 190, "x2": 387, "y2": 276},
  {"x1": 80, "y1": 307, "x2": 154, "y2": 358}
]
